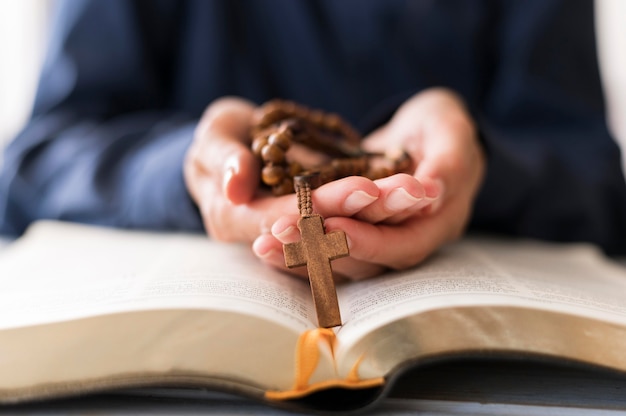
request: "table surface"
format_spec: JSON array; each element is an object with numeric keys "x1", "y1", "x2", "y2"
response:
[{"x1": 4, "y1": 393, "x2": 626, "y2": 416}]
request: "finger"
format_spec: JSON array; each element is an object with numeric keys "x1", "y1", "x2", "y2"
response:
[
  {"x1": 192, "y1": 97, "x2": 259, "y2": 204},
  {"x1": 307, "y1": 176, "x2": 380, "y2": 217},
  {"x1": 414, "y1": 107, "x2": 480, "y2": 208},
  {"x1": 322, "y1": 207, "x2": 462, "y2": 271},
  {"x1": 200, "y1": 190, "x2": 295, "y2": 242},
  {"x1": 199, "y1": 174, "x2": 376, "y2": 242},
  {"x1": 382, "y1": 174, "x2": 445, "y2": 224},
  {"x1": 263, "y1": 176, "x2": 380, "y2": 241},
  {"x1": 351, "y1": 174, "x2": 431, "y2": 224},
  {"x1": 270, "y1": 214, "x2": 302, "y2": 243},
  {"x1": 252, "y1": 234, "x2": 310, "y2": 280}
]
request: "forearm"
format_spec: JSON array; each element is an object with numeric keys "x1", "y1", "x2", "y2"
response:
[{"x1": 0, "y1": 111, "x2": 202, "y2": 235}]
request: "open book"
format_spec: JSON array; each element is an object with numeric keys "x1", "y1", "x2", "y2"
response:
[{"x1": 1, "y1": 221, "x2": 626, "y2": 412}]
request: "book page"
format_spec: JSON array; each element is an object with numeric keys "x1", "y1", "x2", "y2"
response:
[
  {"x1": 0, "y1": 221, "x2": 316, "y2": 333},
  {"x1": 336, "y1": 236, "x2": 626, "y2": 344}
]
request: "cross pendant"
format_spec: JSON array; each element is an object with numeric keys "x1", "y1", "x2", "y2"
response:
[{"x1": 283, "y1": 214, "x2": 348, "y2": 328}]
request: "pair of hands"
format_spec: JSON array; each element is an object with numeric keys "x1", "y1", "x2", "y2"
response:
[{"x1": 184, "y1": 88, "x2": 485, "y2": 280}]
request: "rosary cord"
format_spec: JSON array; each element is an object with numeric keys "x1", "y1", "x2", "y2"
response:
[{"x1": 296, "y1": 182, "x2": 313, "y2": 217}]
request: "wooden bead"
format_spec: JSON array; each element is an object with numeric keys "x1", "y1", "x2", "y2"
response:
[
  {"x1": 251, "y1": 135, "x2": 268, "y2": 156},
  {"x1": 309, "y1": 110, "x2": 324, "y2": 126},
  {"x1": 281, "y1": 100, "x2": 297, "y2": 115},
  {"x1": 292, "y1": 103, "x2": 309, "y2": 119},
  {"x1": 367, "y1": 167, "x2": 392, "y2": 180},
  {"x1": 394, "y1": 151, "x2": 412, "y2": 172},
  {"x1": 268, "y1": 128, "x2": 292, "y2": 151},
  {"x1": 262, "y1": 165, "x2": 285, "y2": 186},
  {"x1": 273, "y1": 177, "x2": 294, "y2": 196},
  {"x1": 251, "y1": 99, "x2": 412, "y2": 195},
  {"x1": 324, "y1": 113, "x2": 343, "y2": 131},
  {"x1": 288, "y1": 161, "x2": 303, "y2": 177},
  {"x1": 318, "y1": 165, "x2": 337, "y2": 184},
  {"x1": 261, "y1": 143, "x2": 285, "y2": 164},
  {"x1": 257, "y1": 107, "x2": 289, "y2": 129}
]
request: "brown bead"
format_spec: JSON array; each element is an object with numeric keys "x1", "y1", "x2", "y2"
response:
[
  {"x1": 324, "y1": 113, "x2": 343, "y2": 132},
  {"x1": 331, "y1": 157, "x2": 367, "y2": 177},
  {"x1": 318, "y1": 165, "x2": 337, "y2": 184},
  {"x1": 292, "y1": 103, "x2": 309, "y2": 119},
  {"x1": 250, "y1": 99, "x2": 413, "y2": 197},
  {"x1": 309, "y1": 110, "x2": 325, "y2": 126},
  {"x1": 366, "y1": 167, "x2": 392, "y2": 181},
  {"x1": 288, "y1": 161, "x2": 303, "y2": 177},
  {"x1": 268, "y1": 128, "x2": 292, "y2": 151},
  {"x1": 394, "y1": 151, "x2": 412, "y2": 173},
  {"x1": 281, "y1": 100, "x2": 297, "y2": 115},
  {"x1": 257, "y1": 108, "x2": 288, "y2": 129},
  {"x1": 273, "y1": 177, "x2": 294, "y2": 196},
  {"x1": 251, "y1": 135, "x2": 268, "y2": 156},
  {"x1": 262, "y1": 165, "x2": 285, "y2": 186},
  {"x1": 261, "y1": 143, "x2": 285, "y2": 164}
]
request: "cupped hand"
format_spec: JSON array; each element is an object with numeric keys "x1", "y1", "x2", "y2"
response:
[
  {"x1": 253, "y1": 88, "x2": 485, "y2": 280},
  {"x1": 183, "y1": 97, "x2": 382, "y2": 243}
]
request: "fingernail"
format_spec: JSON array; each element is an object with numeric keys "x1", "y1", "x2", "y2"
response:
[
  {"x1": 273, "y1": 225, "x2": 297, "y2": 241},
  {"x1": 222, "y1": 166, "x2": 235, "y2": 192},
  {"x1": 345, "y1": 233, "x2": 353, "y2": 250},
  {"x1": 252, "y1": 238, "x2": 269, "y2": 257},
  {"x1": 252, "y1": 237, "x2": 281, "y2": 260},
  {"x1": 256, "y1": 246, "x2": 280, "y2": 260},
  {"x1": 222, "y1": 157, "x2": 239, "y2": 192},
  {"x1": 344, "y1": 190, "x2": 378, "y2": 213},
  {"x1": 385, "y1": 188, "x2": 423, "y2": 211}
]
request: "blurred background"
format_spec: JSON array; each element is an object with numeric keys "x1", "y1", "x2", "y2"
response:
[
  {"x1": 0, "y1": 0, "x2": 50, "y2": 151},
  {"x1": 0, "y1": 0, "x2": 624, "y2": 174}
]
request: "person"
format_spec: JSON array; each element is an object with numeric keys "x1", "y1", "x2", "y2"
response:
[{"x1": 1, "y1": 0, "x2": 625, "y2": 280}]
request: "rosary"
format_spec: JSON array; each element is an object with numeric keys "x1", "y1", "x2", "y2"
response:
[{"x1": 250, "y1": 100, "x2": 412, "y2": 327}]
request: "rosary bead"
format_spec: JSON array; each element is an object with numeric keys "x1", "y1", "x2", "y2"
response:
[
  {"x1": 309, "y1": 110, "x2": 325, "y2": 126},
  {"x1": 367, "y1": 167, "x2": 393, "y2": 180},
  {"x1": 251, "y1": 135, "x2": 268, "y2": 156},
  {"x1": 393, "y1": 151, "x2": 412, "y2": 172},
  {"x1": 280, "y1": 100, "x2": 297, "y2": 114},
  {"x1": 252, "y1": 99, "x2": 412, "y2": 194},
  {"x1": 324, "y1": 113, "x2": 342, "y2": 131},
  {"x1": 288, "y1": 161, "x2": 303, "y2": 177},
  {"x1": 318, "y1": 165, "x2": 338, "y2": 184},
  {"x1": 257, "y1": 109, "x2": 288, "y2": 129},
  {"x1": 261, "y1": 143, "x2": 285, "y2": 164},
  {"x1": 268, "y1": 128, "x2": 292, "y2": 150},
  {"x1": 292, "y1": 103, "x2": 308, "y2": 119},
  {"x1": 262, "y1": 164, "x2": 285, "y2": 186},
  {"x1": 273, "y1": 177, "x2": 294, "y2": 196}
]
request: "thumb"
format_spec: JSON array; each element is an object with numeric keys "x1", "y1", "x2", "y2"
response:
[{"x1": 193, "y1": 97, "x2": 259, "y2": 204}]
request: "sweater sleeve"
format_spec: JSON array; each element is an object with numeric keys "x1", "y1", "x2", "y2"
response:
[{"x1": 0, "y1": 0, "x2": 202, "y2": 235}]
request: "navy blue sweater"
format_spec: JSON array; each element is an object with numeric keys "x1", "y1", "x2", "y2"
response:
[{"x1": 1, "y1": 0, "x2": 625, "y2": 254}]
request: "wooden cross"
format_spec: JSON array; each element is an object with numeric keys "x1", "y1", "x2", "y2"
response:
[{"x1": 283, "y1": 178, "x2": 349, "y2": 328}]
